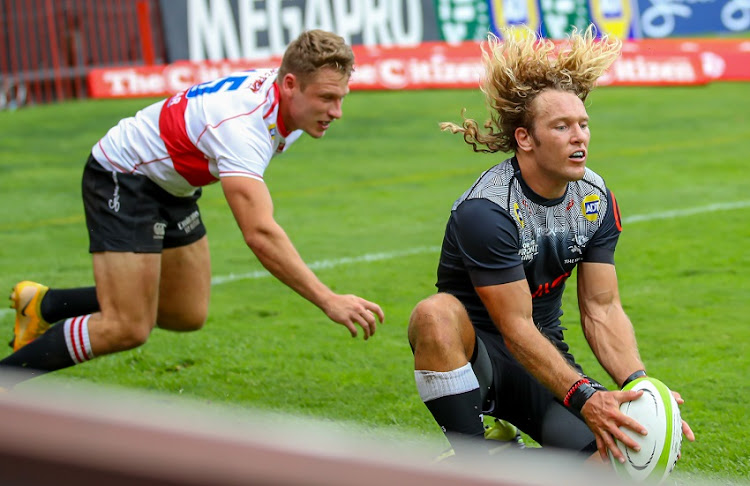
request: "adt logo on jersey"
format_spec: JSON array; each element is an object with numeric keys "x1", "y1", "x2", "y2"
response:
[
  {"x1": 582, "y1": 194, "x2": 600, "y2": 222},
  {"x1": 513, "y1": 202, "x2": 525, "y2": 228}
]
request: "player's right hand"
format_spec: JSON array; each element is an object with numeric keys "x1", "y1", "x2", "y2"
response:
[
  {"x1": 323, "y1": 294, "x2": 384, "y2": 340},
  {"x1": 581, "y1": 389, "x2": 647, "y2": 463}
]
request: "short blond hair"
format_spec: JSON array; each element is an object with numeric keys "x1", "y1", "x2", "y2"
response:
[
  {"x1": 278, "y1": 30, "x2": 354, "y2": 87},
  {"x1": 442, "y1": 25, "x2": 622, "y2": 154}
]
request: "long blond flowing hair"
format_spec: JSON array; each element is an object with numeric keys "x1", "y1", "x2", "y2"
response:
[{"x1": 442, "y1": 25, "x2": 622, "y2": 154}]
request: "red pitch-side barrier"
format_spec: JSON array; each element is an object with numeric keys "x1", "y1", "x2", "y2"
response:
[
  {"x1": 87, "y1": 39, "x2": 750, "y2": 99},
  {"x1": 1, "y1": 0, "x2": 164, "y2": 107},
  {"x1": 621, "y1": 38, "x2": 750, "y2": 82}
]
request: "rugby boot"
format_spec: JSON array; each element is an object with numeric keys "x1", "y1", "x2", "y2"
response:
[
  {"x1": 434, "y1": 418, "x2": 525, "y2": 462},
  {"x1": 484, "y1": 417, "x2": 525, "y2": 453},
  {"x1": 9, "y1": 281, "x2": 50, "y2": 351},
  {"x1": 433, "y1": 447, "x2": 456, "y2": 463}
]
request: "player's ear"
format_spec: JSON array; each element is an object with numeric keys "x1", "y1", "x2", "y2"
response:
[
  {"x1": 515, "y1": 127, "x2": 533, "y2": 152},
  {"x1": 281, "y1": 73, "x2": 298, "y2": 92}
]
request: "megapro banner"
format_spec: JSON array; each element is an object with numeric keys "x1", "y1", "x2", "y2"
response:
[
  {"x1": 159, "y1": 0, "x2": 445, "y2": 61},
  {"x1": 159, "y1": 0, "x2": 749, "y2": 62},
  {"x1": 636, "y1": 0, "x2": 750, "y2": 38}
]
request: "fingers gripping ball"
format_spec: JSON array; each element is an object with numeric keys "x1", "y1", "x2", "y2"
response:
[{"x1": 609, "y1": 377, "x2": 683, "y2": 484}]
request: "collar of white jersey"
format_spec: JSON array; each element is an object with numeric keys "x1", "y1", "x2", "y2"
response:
[{"x1": 271, "y1": 82, "x2": 292, "y2": 139}]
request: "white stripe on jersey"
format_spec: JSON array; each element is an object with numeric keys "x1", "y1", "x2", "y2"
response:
[{"x1": 92, "y1": 69, "x2": 303, "y2": 197}]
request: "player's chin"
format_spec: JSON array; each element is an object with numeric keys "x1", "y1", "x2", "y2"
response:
[
  {"x1": 566, "y1": 161, "x2": 587, "y2": 180},
  {"x1": 306, "y1": 126, "x2": 328, "y2": 138}
]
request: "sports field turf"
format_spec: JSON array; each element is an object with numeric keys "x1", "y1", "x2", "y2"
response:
[{"x1": 0, "y1": 82, "x2": 748, "y2": 483}]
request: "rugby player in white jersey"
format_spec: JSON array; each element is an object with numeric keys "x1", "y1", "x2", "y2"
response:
[
  {"x1": 407, "y1": 26, "x2": 694, "y2": 463},
  {"x1": 2, "y1": 30, "x2": 383, "y2": 387}
]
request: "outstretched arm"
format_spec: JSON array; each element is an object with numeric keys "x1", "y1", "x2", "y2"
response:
[{"x1": 221, "y1": 176, "x2": 384, "y2": 339}]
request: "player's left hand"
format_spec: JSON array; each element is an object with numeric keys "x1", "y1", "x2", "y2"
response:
[
  {"x1": 671, "y1": 389, "x2": 696, "y2": 453},
  {"x1": 323, "y1": 294, "x2": 384, "y2": 340}
]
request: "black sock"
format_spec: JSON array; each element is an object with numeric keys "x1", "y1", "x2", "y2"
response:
[
  {"x1": 40, "y1": 287, "x2": 99, "y2": 323},
  {"x1": 0, "y1": 322, "x2": 75, "y2": 387},
  {"x1": 425, "y1": 389, "x2": 487, "y2": 455}
]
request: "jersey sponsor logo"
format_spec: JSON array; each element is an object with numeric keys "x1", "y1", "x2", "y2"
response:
[
  {"x1": 107, "y1": 172, "x2": 121, "y2": 213},
  {"x1": 518, "y1": 238, "x2": 538, "y2": 261},
  {"x1": 531, "y1": 271, "x2": 571, "y2": 298},
  {"x1": 569, "y1": 233, "x2": 589, "y2": 254},
  {"x1": 177, "y1": 210, "x2": 201, "y2": 233},
  {"x1": 582, "y1": 194, "x2": 600, "y2": 222},
  {"x1": 268, "y1": 123, "x2": 277, "y2": 140},
  {"x1": 536, "y1": 226, "x2": 565, "y2": 236},
  {"x1": 153, "y1": 222, "x2": 166, "y2": 239},
  {"x1": 513, "y1": 202, "x2": 525, "y2": 228},
  {"x1": 250, "y1": 70, "x2": 272, "y2": 92},
  {"x1": 166, "y1": 91, "x2": 183, "y2": 107}
]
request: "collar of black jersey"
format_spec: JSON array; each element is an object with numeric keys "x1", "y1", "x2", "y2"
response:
[{"x1": 510, "y1": 156, "x2": 568, "y2": 207}]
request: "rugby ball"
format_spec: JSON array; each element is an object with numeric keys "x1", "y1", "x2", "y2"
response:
[{"x1": 609, "y1": 377, "x2": 683, "y2": 484}]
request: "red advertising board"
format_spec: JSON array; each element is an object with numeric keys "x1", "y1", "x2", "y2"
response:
[
  {"x1": 87, "y1": 39, "x2": 749, "y2": 99},
  {"x1": 622, "y1": 39, "x2": 750, "y2": 82}
]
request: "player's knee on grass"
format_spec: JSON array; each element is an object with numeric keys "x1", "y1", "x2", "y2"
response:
[
  {"x1": 156, "y1": 312, "x2": 207, "y2": 332},
  {"x1": 408, "y1": 293, "x2": 468, "y2": 352},
  {"x1": 95, "y1": 317, "x2": 154, "y2": 354},
  {"x1": 156, "y1": 296, "x2": 208, "y2": 332}
]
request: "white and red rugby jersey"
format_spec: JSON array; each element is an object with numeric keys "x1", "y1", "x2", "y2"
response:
[{"x1": 92, "y1": 69, "x2": 302, "y2": 197}]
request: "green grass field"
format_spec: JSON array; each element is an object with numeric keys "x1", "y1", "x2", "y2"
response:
[{"x1": 0, "y1": 83, "x2": 748, "y2": 483}]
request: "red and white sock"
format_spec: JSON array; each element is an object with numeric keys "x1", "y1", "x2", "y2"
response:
[{"x1": 63, "y1": 315, "x2": 95, "y2": 363}]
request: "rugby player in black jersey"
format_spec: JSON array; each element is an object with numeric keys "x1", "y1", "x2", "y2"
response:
[{"x1": 408, "y1": 26, "x2": 694, "y2": 464}]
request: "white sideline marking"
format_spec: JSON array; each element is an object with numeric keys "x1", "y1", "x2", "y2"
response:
[
  {"x1": 0, "y1": 200, "x2": 748, "y2": 320},
  {"x1": 622, "y1": 200, "x2": 750, "y2": 223},
  {"x1": 209, "y1": 246, "x2": 439, "y2": 285},
  {"x1": 210, "y1": 200, "x2": 750, "y2": 285}
]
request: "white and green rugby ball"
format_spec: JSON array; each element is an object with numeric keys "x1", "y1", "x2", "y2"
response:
[{"x1": 609, "y1": 376, "x2": 683, "y2": 484}]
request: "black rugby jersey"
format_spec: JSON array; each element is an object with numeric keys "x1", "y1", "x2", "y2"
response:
[{"x1": 437, "y1": 157, "x2": 622, "y2": 337}]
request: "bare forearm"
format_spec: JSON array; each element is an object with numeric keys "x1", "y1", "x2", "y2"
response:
[
  {"x1": 502, "y1": 318, "x2": 584, "y2": 400},
  {"x1": 246, "y1": 224, "x2": 333, "y2": 310},
  {"x1": 221, "y1": 177, "x2": 337, "y2": 315},
  {"x1": 478, "y1": 282, "x2": 584, "y2": 400},
  {"x1": 582, "y1": 307, "x2": 644, "y2": 387}
]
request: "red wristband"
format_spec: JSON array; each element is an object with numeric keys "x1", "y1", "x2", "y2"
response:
[{"x1": 563, "y1": 378, "x2": 590, "y2": 407}]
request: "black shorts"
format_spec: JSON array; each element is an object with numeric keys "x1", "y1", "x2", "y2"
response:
[
  {"x1": 472, "y1": 326, "x2": 603, "y2": 454},
  {"x1": 82, "y1": 154, "x2": 207, "y2": 253}
]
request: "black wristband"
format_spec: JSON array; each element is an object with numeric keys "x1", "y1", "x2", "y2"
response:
[
  {"x1": 622, "y1": 370, "x2": 647, "y2": 388},
  {"x1": 568, "y1": 383, "x2": 598, "y2": 412}
]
